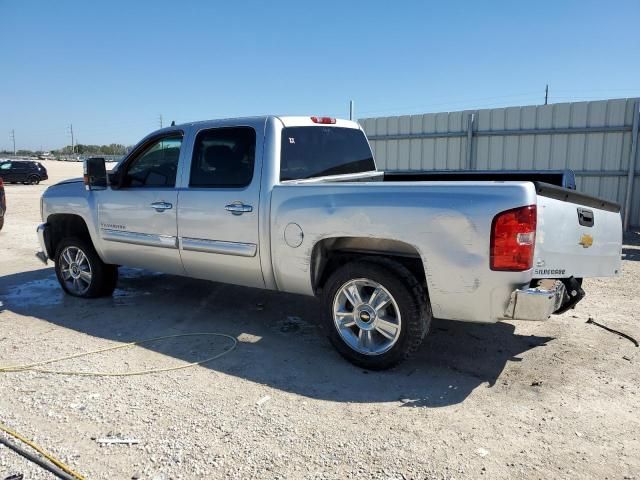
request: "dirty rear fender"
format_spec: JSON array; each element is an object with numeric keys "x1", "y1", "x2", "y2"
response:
[{"x1": 269, "y1": 181, "x2": 538, "y2": 323}]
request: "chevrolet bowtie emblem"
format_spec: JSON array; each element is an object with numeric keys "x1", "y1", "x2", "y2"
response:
[{"x1": 579, "y1": 234, "x2": 593, "y2": 248}]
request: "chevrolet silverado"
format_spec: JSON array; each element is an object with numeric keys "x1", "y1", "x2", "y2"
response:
[{"x1": 36, "y1": 116, "x2": 622, "y2": 369}]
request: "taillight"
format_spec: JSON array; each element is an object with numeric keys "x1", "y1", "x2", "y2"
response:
[
  {"x1": 490, "y1": 205, "x2": 537, "y2": 271},
  {"x1": 310, "y1": 116, "x2": 336, "y2": 124}
]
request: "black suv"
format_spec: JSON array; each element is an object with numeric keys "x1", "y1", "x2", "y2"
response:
[{"x1": 0, "y1": 160, "x2": 48, "y2": 184}]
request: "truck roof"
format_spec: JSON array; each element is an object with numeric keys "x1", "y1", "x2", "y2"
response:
[{"x1": 171, "y1": 115, "x2": 361, "y2": 130}]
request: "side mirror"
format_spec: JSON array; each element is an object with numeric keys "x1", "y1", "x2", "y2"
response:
[
  {"x1": 84, "y1": 157, "x2": 107, "y2": 190},
  {"x1": 108, "y1": 168, "x2": 122, "y2": 189}
]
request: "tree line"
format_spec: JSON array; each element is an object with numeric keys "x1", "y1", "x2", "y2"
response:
[
  {"x1": 1, "y1": 144, "x2": 131, "y2": 156},
  {"x1": 56, "y1": 143, "x2": 131, "y2": 155}
]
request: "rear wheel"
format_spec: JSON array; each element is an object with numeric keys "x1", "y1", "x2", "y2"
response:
[
  {"x1": 27, "y1": 174, "x2": 40, "y2": 185},
  {"x1": 54, "y1": 237, "x2": 118, "y2": 298},
  {"x1": 0, "y1": 216, "x2": 4, "y2": 231},
  {"x1": 321, "y1": 258, "x2": 431, "y2": 370}
]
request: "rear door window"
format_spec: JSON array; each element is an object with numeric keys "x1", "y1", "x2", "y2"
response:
[
  {"x1": 189, "y1": 127, "x2": 256, "y2": 188},
  {"x1": 280, "y1": 127, "x2": 375, "y2": 181}
]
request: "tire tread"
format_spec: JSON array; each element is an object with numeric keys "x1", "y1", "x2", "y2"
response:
[
  {"x1": 54, "y1": 237, "x2": 118, "y2": 298},
  {"x1": 321, "y1": 256, "x2": 432, "y2": 370}
]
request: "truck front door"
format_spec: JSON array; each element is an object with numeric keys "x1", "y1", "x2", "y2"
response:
[
  {"x1": 177, "y1": 122, "x2": 264, "y2": 288},
  {"x1": 96, "y1": 132, "x2": 185, "y2": 275}
]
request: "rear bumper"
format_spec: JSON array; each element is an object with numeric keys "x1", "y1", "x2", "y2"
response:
[
  {"x1": 504, "y1": 279, "x2": 566, "y2": 321},
  {"x1": 36, "y1": 223, "x2": 49, "y2": 264}
]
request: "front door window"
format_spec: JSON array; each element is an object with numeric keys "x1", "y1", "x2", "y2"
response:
[{"x1": 123, "y1": 136, "x2": 182, "y2": 188}]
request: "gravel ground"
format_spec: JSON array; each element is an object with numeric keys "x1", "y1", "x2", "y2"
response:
[{"x1": 0, "y1": 160, "x2": 639, "y2": 479}]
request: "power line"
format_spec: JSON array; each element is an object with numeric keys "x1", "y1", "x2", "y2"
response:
[
  {"x1": 67, "y1": 124, "x2": 75, "y2": 154},
  {"x1": 545, "y1": 84, "x2": 549, "y2": 105},
  {"x1": 9, "y1": 129, "x2": 16, "y2": 155}
]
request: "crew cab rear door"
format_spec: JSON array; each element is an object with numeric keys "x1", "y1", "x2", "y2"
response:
[
  {"x1": 177, "y1": 119, "x2": 265, "y2": 288},
  {"x1": 533, "y1": 183, "x2": 622, "y2": 278}
]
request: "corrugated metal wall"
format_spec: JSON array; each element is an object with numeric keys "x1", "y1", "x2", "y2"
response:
[{"x1": 359, "y1": 98, "x2": 640, "y2": 227}]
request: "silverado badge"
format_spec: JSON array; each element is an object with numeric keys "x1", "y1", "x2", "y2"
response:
[{"x1": 579, "y1": 234, "x2": 593, "y2": 248}]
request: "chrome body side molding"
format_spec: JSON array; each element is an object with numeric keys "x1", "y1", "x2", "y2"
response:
[
  {"x1": 101, "y1": 228, "x2": 178, "y2": 249},
  {"x1": 180, "y1": 237, "x2": 257, "y2": 257}
]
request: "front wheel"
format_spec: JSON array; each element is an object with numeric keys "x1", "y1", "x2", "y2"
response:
[
  {"x1": 321, "y1": 258, "x2": 431, "y2": 370},
  {"x1": 54, "y1": 237, "x2": 118, "y2": 298}
]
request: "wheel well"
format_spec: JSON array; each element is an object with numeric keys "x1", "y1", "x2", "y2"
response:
[
  {"x1": 46, "y1": 214, "x2": 92, "y2": 257},
  {"x1": 311, "y1": 237, "x2": 427, "y2": 294}
]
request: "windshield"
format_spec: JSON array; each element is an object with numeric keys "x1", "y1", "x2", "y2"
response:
[{"x1": 280, "y1": 127, "x2": 375, "y2": 181}]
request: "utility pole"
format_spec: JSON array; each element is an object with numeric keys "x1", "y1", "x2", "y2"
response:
[
  {"x1": 9, "y1": 130, "x2": 16, "y2": 156},
  {"x1": 67, "y1": 124, "x2": 75, "y2": 154},
  {"x1": 158, "y1": 114, "x2": 163, "y2": 128},
  {"x1": 349, "y1": 100, "x2": 354, "y2": 121},
  {"x1": 544, "y1": 84, "x2": 549, "y2": 105}
]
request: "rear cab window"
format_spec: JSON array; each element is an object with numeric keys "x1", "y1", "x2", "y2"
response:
[{"x1": 280, "y1": 127, "x2": 375, "y2": 181}]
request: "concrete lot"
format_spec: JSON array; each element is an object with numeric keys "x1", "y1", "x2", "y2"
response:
[{"x1": 0, "y1": 160, "x2": 639, "y2": 479}]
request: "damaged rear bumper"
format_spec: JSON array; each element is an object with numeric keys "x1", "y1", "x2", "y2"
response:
[{"x1": 504, "y1": 278, "x2": 583, "y2": 321}]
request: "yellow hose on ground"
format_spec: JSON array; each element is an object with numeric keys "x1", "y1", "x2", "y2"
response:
[
  {"x1": 0, "y1": 422, "x2": 86, "y2": 479},
  {"x1": 0, "y1": 333, "x2": 238, "y2": 479},
  {"x1": 0, "y1": 332, "x2": 238, "y2": 376}
]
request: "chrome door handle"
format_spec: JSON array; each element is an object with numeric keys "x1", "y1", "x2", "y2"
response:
[
  {"x1": 150, "y1": 201, "x2": 173, "y2": 212},
  {"x1": 225, "y1": 203, "x2": 253, "y2": 215}
]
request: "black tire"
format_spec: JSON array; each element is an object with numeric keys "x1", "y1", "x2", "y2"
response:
[
  {"x1": 0, "y1": 216, "x2": 4, "y2": 231},
  {"x1": 27, "y1": 174, "x2": 40, "y2": 185},
  {"x1": 54, "y1": 237, "x2": 118, "y2": 298},
  {"x1": 321, "y1": 258, "x2": 431, "y2": 370}
]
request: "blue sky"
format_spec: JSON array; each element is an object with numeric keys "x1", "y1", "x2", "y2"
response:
[{"x1": 1, "y1": 0, "x2": 639, "y2": 151}]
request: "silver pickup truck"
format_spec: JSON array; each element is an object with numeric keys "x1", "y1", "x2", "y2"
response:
[{"x1": 36, "y1": 115, "x2": 623, "y2": 369}]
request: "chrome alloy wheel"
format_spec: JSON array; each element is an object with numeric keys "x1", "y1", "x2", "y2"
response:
[
  {"x1": 332, "y1": 278, "x2": 402, "y2": 355},
  {"x1": 59, "y1": 246, "x2": 93, "y2": 295}
]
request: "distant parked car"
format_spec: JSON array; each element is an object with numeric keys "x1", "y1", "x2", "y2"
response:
[
  {"x1": 0, "y1": 175, "x2": 5, "y2": 231},
  {"x1": 0, "y1": 160, "x2": 48, "y2": 184}
]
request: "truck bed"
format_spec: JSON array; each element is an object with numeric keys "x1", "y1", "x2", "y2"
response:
[
  {"x1": 383, "y1": 170, "x2": 622, "y2": 280},
  {"x1": 384, "y1": 169, "x2": 577, "y2": 189}
]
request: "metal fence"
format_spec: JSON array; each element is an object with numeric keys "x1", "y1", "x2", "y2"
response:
[{"x1": 359, "y1": 98, "x2": 640, "y2": 228}]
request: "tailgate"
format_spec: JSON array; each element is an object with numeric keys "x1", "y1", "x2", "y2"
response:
[{"x1": 534, "y1": 183, "x2": 622, "y2": 278}]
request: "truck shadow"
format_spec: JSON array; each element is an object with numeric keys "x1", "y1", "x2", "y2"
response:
[{"x1": 0, "y1": 267, "x2": 553, "y2": 408}]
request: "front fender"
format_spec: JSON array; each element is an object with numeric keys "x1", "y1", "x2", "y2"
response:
[{"x1": 41, "y1": 182, "x2": 105, "y2": 260}]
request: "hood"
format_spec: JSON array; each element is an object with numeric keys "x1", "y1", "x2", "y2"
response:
[
  {"x1": 43, "y1": 177, "x2": 86, "y2": 198},
  {"x1": 53, "y1": 177, "x2": 84, "y2": 186}
]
